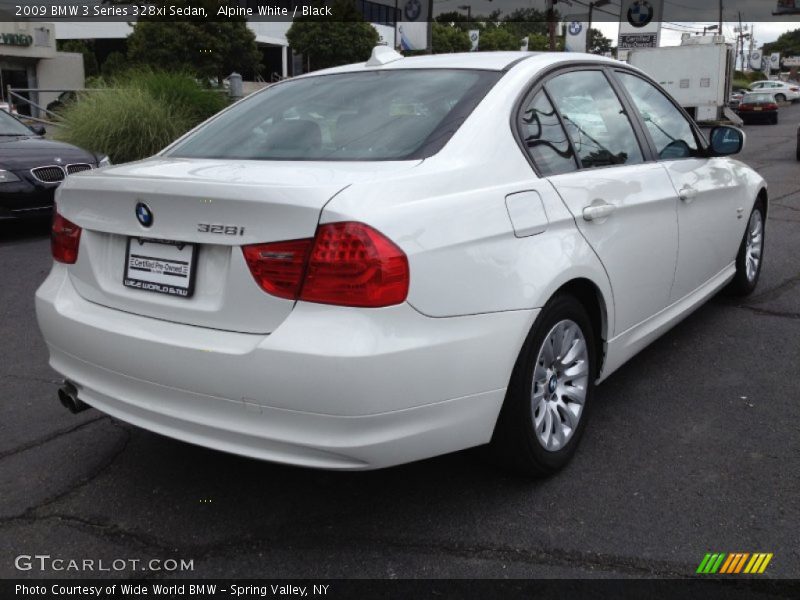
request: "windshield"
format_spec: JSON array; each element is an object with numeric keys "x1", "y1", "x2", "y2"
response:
[
  {"x1": 167, "y1": 69, "x2": 502, "y2": 161},
  {"x1": 0, "y1": 110, "x2": 33, "y2": 136}
]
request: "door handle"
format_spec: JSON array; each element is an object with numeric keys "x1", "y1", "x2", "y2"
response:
[
  {"x1": 582, "y1": 200, "x2": 616, "y2": 222},
  {"x1": 679, "y1": 186, "x2": 698, "y2": 203}
]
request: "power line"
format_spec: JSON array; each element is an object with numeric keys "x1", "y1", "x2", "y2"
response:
[
  {"x1": 664, "y1": 0, "x2": 711, "y2": 11},
  {"x1": 568, "y1": 0, "x2": 621, "y2": 19}
]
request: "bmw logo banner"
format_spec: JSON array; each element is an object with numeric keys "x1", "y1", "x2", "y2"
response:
[
  {"x1": 617, "y1": 0, "x2": 663, "y2": 59},
  {"x1": 564, "y1": 20, "x2": 588, "y2": 53},
  {"x1": 396, "y1": 0, "x2": 430, "y2": 52}
]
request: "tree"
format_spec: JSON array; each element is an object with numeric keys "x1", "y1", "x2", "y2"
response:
[
  {"x1": 100, "y1": 51, "x2": 127, "y2": 79},
  {"x1": 478, "y1": 27, "x2": 522, "y2": 51},
  {"x1": 502, "y1": 8, "x2": 550, "y2": 40},
  {"x1": 526, "y1": 33, "x2": 553, "y2": 51},
  {"x1": 763, "y1": 28, "x2": 800, "y2": 60},
  {"x1": 126, "y1": 1, "x2": 261, "y2": 83},
  {"x1": 286, "y1": 0, "x2": 379, "y2": 72},
  {"x1": 432, "y1": 23, "x2": 472, "y2": 53},
  {"x1": 588, "y1": 28, "x2": 613, "y2": 55}
]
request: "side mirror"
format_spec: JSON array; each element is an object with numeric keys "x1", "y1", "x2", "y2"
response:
[
  {"x1": 30, "y1": 124, "x2": 46, "y2": 136},
  {"x1": 708, "y1": 126, "x2": 744, "y2": 156}
]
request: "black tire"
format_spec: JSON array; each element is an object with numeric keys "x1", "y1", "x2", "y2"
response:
[
  {"x1": 775, "y1": 93, "x2": 786, "y2": 103},
  {"x1": 728, "y1": 200, "x2": 765, "y2": 296},
  {"x1": 490, "y1": 294, "x2": 596, "y2": 477}
]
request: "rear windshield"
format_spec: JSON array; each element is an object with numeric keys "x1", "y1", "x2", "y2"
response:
[
  {"x1": 167, "y1": 69, "x2": 502, "y2": 161},
  {"x1": 744, "y1": 93, "x2": 774, "y2": 103}
]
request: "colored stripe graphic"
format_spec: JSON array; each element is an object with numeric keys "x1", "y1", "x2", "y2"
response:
[
  {"x1": 710, "y1": 553, "x2": 726, "y2": 573},
  {"x1": 758, "y1": 554, "x2": 773, "y2": 573},
  {"x1": 696, "y1": 553, "x2": 712, "y2": 574},
  {"x1": 719, "y1": 553, "x2": 736, "y2": 573},
  {"x1": 735, "y1": 553, "x2": 750, "y2": 573},
  {"x1": 700, "y1": 552, "x2": 773, "y2": 574}
]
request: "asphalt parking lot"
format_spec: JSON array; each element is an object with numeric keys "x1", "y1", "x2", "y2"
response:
[{"x1": 1, "y1": 104, "x2": 799, "y2": 581}]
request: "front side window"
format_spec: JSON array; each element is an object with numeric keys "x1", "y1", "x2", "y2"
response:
[
  {"x1": 545, "y1": 70, "x2": 644, "y2": 169},
  {"x1": 617, "y1": 72, "x2": 700, "y2": 160},
  {"x1": 518, "y1": 90, "x2": 577, "y2": 176},
  {"x1": 168, "y1": 69, "x2": 501, "y2": 161}
]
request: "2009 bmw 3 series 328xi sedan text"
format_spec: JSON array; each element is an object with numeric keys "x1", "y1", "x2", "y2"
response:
[{"x1": 36, "y1": 48, "x2": 767, "y2": 476}]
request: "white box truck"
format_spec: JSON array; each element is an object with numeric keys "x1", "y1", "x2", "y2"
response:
[{"x1": 628, "y1": 36, "x2": 740, "y2": 124}]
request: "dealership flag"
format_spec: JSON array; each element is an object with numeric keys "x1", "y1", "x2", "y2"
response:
[
  {"x1": 565, "y1": 20, "x2": 588, "y2": 52},
  {"x1": 749, "y1": 50, "x2": 764, "y2": 70},
  {"x1": 769, "y1": 52, "x2": 781, "y2": 70},
  {"x1": 396, "y1": 0, "x2": 430, "y2": 51},
  {"x1": 469, "y1": 30, "x2": 480, "y2": 51}
]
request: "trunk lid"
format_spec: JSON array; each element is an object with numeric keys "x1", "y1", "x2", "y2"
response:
[{"x1": 57, "y1": 158, "x2": 420, "y2": 334}]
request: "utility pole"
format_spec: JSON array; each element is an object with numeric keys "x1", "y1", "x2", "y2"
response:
[
  {"x1": 586, "y1": 1, "x2": 611, "y2": 53},
  {"x1": 737, "y1": 11, "x2": 747, "y2": 71},
  {"x1": 718, "y1": 0, "x2": 723, "y2": 33}
]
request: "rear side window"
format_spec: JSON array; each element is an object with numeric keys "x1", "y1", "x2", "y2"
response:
[
  {"x1": 167, "y1": 69, "x2": 502, "y2": 161},
  {"x1": 617, "y1": 72, "x2": 700, "y2": 160},
  {"x1": 518, "y1": 90, "x2": 578, "y2": 176},
  {"x1": 545, "y1": 70, "x2": 644, "y2": 169}
]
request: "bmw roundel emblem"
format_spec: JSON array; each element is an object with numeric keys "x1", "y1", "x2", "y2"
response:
[
  {"x1": 404, "y1": 0, "x2": 421, "y2": 22},
  {"x1": 135, "y1": 202, "x2": 153, "y2": 227},
  {"x1": 627, "y1": 0, "x2": 654, "y2": 28},
  {"x1": 568, "y1": 22, "x2": 583, "y2": 36}
]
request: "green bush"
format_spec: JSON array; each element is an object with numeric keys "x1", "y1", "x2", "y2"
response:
[
  {"x1": 117, "y1": 70, "x2": 228, "y2": 124},
  {"x1": 55, "y1": 71, "x2": 229, "y2": 164}
]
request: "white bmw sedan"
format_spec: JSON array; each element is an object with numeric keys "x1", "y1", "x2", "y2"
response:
[{"x1": 36, "y1": 49, "x2": 766, "y2": 476}]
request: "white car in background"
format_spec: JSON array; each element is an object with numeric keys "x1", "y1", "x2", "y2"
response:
[
  {"x1": 37, "y1": 49, "x2": 767, "y2": 476},
  {"x1": 748, "y1": 80, "x2": 800, "y2": 102}
]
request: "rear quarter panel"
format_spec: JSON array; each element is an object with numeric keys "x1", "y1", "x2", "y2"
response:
[{"x1": 321, "y1": 60, "x2": 614, "y2": 331}]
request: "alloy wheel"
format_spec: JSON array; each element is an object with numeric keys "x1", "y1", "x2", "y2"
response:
[
  {"x1": 745, "y1": 209, "x2": 764, "y2": 283},
  {"x1": 531, "y1": 320, "x2": 590, "y2": 452}
]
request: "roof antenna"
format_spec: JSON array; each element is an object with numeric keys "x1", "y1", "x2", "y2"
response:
[{"x1": 366, "y1": 45, "x2": 405, "y2": 67}]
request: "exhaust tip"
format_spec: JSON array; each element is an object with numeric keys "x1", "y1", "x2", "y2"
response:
[{"x1": 58, "y1": 381, "x2": 89, "y2": 414}]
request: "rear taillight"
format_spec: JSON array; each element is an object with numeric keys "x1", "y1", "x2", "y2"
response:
[
  {"x1": 51, "y1": 212, "x2": 81, "y2": 264},
  {"x1": 790, "y1": 87, "x2": 799, "y2": 92},
  {"x1": 242, "y1": 239, "x2": 312, "y2": 300},
  {"x1": 766, "y1": 103, "x2": 779, "y2": 110},
  {"x1": 242, "y1": 222, "x2": 409, "y2": 308},
  {"x1": 301, "y1": 222, "x2": 409, "y2": 308}
]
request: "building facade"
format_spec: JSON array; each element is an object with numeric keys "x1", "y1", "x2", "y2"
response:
[{"x1": 0, "y1": 19, "x2": 84, "y2": 115}]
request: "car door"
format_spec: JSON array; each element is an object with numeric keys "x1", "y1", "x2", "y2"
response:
[
  {"x1": 614, "y1": 70, "x2": 748, "y2": 302},
  {"x1": 525, "y1": 68, "x2": 679, "y2": 335}
]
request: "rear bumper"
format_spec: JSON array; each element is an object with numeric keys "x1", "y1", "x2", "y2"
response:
[{"x1": 36, "y1": 265, "x2": 536, "y2": 469}]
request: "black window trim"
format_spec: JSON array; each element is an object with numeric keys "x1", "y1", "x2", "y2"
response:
[
  {"x1": 609, "y1": 68, "x2": 710, "y2": 162},
  {"x1": 511, "y1": 62, "x2": 657, "y2": 178}
]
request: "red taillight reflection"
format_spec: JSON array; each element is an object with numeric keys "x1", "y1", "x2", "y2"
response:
[
  {"x1": 242, "y1": 222, "x2": 409, "y2": 308},
  {"x1": 51, "y1": 212, "x2": 82, "y2": 264}
]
